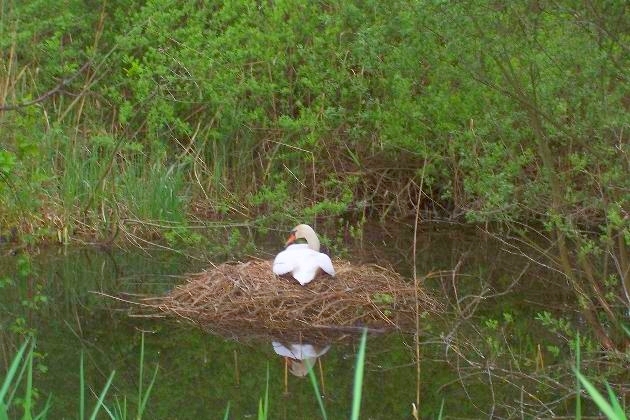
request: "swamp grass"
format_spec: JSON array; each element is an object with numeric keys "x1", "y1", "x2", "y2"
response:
[
  {"x1": 1, "y1": 333, "x2": 347, "y2": 419},
  {"x1": 1, "y1": 1, "x2": 627, "y2": 242},
  {"x1": 4, "y1": 330, "x2": 626, "y2": 419},
  {"x1": 574, "y1": 333, "x2": 628, "y2": 420},
  {"x1": 1, "y1": 2, "x2": 628, "y2": 358},
  {"x1": 0, "y1": 329, "x2": 375, "y2": 419},
  {"x1": 1, "y1": 333, "x2": 157, "y2": 420}
]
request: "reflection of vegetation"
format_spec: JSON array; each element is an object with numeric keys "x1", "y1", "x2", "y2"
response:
[{"x1": 8, "y1": 328, "x2": 624, "y2": 419}]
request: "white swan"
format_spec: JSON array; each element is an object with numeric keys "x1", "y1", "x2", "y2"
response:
[
  {"x1": 272, "y1": 224, "x2": 335, "y2": 285},
  {"x1": 272, "y1": 341, "x2": 331, "y2": 377}
]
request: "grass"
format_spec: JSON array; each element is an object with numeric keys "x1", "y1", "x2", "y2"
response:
[
  {"x1": 5, "y1": 329, "x2": 626, "y2": 418},
  {"x1": 302, "y1": 328, "x2": 368, "y2": 420},
  {"x1": 350, "y1": 328, "x2": 368, "y2": 420},
  {"x1": 220, "y1": 327, "x2": 369, "y2": 419},
  {"x1": 1, "y1": 333, "x2": 158, "y2": 420},
  {"x1": 299, "y1": 328, "x2": 627, "y2": 419},
  {"x1": 257, "y1": 364, "x2": 270, "y2": 420},
  {"x1": 0, "y1": 338, "x2": 51, "y2": 420},
  {"x1": 574, "y1": 332, "x2": 628, "y2": 420}
]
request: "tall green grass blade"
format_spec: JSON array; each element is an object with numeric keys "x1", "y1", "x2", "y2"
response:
[
  {"x1": 306, "y1": 361, "x2": 328, "y2": 420},
  {"x1": 33, "y1": 395, "x2": 51, "y2": 420},
  {"x1": 604, "y1": 382, "x2": 626, "y2": 418},
  {"x1": 98, "y1": 396, "x2": 116, "y2": 420},
  {"x1": 138, "y1": 364, "x2": 159, "y2": 418},
  {"x1": 575, "y1": 333, "x2": 581, "y2": 418},
  {"x1": 137, "y1": 332, "x2": 145, "y2": 419},
  {"x1": 223, "y1": 401, "x2": 231, "y2": 420},
  {"x1": 258, "y1": 399, "x2": 264, "y2": 420},
  {"x1": 0, "y1": 339, "x2": 30, "y2": 403},
  {"x1": 88, "y1": 370, "x2": 115, "y2": 420},
  {"x1": 80, "y1": 350, "x2": 85, "y2": 420},
  {"x1": 1, "y1": 340, "x2": 34, "y2": 417},
  {"x1": 1, "y1": 340, "x2": 50, "y2": 420},
  {"x1": 350, "y1": 329, "x2": 368, "y2": 420},
  {"x1": 6, "y1": 349, "x2": 30, "y2": 412},
  {"x1": 438, "y1": 398, "x2": 445, "y2": 419},
  {"x1": 574, "y1": 370, "x2": 627, "y2": 420},
  {"x1": 113, "y1": 395, "x2": 127, "y2": 420},
  {"x1": 23, "y1": 344, "x2": 34, "y2": 417},
  {"x1": 257, "y1": 364, "x2": 270, "y2": 420}
]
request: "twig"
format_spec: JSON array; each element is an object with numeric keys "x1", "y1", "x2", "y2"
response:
[{"x1": 0, "y1": 61, "x2": 91, "y2": 111}]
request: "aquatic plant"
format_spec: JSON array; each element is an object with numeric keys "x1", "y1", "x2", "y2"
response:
[
  {"x1": 0, "y1": 333, "x2": 157, "y2": 420},
  {"x1": 0, "y1": 338, "x2": 51, "y2": 419},
  {"x1": 1, "y1": 0, "x2": 629, "y2": 415},
  {"x1": 302, "y1": 328, "x2": 367, "y2": 420},
  {"x1": 574, "y1": 333, "x2": 628, "y2": 420}
]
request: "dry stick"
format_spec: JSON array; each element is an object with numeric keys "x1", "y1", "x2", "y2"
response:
[
  {"x1": 1, "y1": 31, "x2": 18, "y2": 106},
  {"x1": 233, "y1": 349, "x2": 240, "y2": 386},
  {"x1": 284, "y1": 358, "x2": 289, "y2": 395},
  {"x1": 412, "y1": 159, "x2": 427, "y2": 417},
  {"x1": 268, "y1": 140, "x2": 316, "y2": 220},
  {"x1": 0, "y1": 61, "x2": 91, "y2": 112},
  {"x1": 318, "y1": 358, "x2": 326, "y2": 396}
]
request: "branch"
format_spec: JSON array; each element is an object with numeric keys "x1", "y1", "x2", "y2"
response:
[{"x1": 0, "y1": 61, "x2": 91, "y2": 112}]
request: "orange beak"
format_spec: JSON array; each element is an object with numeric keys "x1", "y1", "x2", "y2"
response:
[{"x1": 285, "y1": 231, "x2": 297, "y2": 246}]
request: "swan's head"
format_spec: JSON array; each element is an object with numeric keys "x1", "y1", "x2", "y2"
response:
[
  {"x1": 285, "y1": 224, "x2": 320, "y2": 251},
  {"x1": 289, "y1": 358, "x2": 316, "y2": 377}
]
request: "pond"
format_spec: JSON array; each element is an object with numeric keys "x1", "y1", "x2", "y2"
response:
[{"x1": 0, "y1": 222, "x2": 590, "y2": 418}]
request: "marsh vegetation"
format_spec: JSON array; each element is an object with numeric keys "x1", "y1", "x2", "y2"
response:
[{"x1": 1, "y1": 1, "x2": 629, "y2": 418}]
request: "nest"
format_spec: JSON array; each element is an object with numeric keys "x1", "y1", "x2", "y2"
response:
[{"x1": 141, "y1": 259, "x2": 442, "y2": 342}]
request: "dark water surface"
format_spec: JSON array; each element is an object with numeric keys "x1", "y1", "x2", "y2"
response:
[{"x1": 1, "y1": 223, "x2": 579, "y2": 419}]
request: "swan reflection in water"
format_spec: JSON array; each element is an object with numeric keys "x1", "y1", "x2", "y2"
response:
[{"x1": 272, "y1": 340, "x2": 331, "y2": 392}]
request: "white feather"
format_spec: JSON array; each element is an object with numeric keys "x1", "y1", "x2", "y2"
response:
[{"x1": 272, "y1": 243, "x2": 335, "y2": 285}]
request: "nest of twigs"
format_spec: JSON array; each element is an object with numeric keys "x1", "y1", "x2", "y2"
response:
[{"x1": 141, "y1": 258, "x2": 442, "y2": 341}]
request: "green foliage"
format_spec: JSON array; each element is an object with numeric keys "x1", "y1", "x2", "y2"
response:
[
  {"x1": 0, "y1": 150, "x2": 17, "y2": 176},
  {"x1": 2, "y1": 1, "x2": 624, "y2": 220},
  {"x1": 117, "y1": 161, "x2": 188, "y2": 223},
  {"x1": 372, "y1": 293, "x2": 394, "y2": 316},
  {"x1": 0, "y1": 1, "x2": 629, "y2": 351},
  {"x1": 1, "y1": 254, "x2": 48, "y2": 339}
]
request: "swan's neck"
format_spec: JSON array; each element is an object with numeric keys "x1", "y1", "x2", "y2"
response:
[{"x1": 303, "y1": 230, "x2": 320, "y2": 252}]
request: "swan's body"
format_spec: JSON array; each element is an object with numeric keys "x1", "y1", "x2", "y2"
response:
[
  {"x1": 272, "y1": 341, "x2": 331, "y2": 377},
  {"x1": 272, "y1": 224, "x2": 335, "y2": 285}
]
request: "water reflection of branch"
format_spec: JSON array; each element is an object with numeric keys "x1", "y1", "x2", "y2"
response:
[
  {"x1": 434, "y1": 245, "x2": 588, "y2": 417},
  {"x1": 441, "y1": 256, "x2": 528, "y2": 357},
  {"x1": 438, "y1": 358, "x2": 574, "y2": 418},
  {"x1": 450, "y1": 258, "x2": 527, "y2": 316},
  {"x1": 482, "y1": 224, "x2": 566, "y2": 277}
]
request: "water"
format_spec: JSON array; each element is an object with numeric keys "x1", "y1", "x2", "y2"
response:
[{"x1": 0, "y1": 223, "x2": 583, "y2": 418}]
